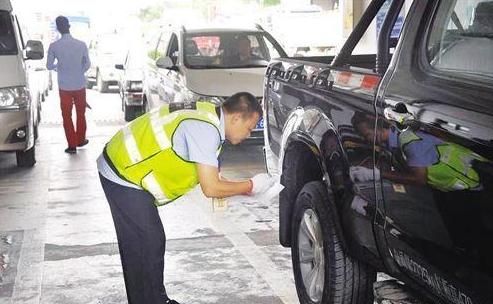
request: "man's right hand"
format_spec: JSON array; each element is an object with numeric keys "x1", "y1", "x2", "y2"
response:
[{"x1": 250, "y1": 173, "x2": 276, "y2": 195}]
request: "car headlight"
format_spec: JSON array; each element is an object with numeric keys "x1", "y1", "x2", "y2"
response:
[
  {"x1": 175, "y1": 89, "x2": 224, "y2": 105},
  {"x1": 125, "y1": 81, "x2": 143, "y2": 91},
  {"x1": 0, "y1": 87, "x2": 30, "y2": 109}
]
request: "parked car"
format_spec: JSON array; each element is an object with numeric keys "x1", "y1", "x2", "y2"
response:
[
  {"x1": 0, "y1": 0, "x2": 44, "y2": 167},
  {"x1": 263, "y1": 0, "x2": 493, "y2": 303},
  {"x1": 87, "y1": 34, "x2": 124, "y2": 92},
  {"x1": 143, "y1": 24, "x2": 287, "y2": 144},
  {"x1": 27, "y1": 45, "x2": 51, "y2": 104},
  {"x1": 115, "y1": 49, "x2": 145, "y2": 121}
]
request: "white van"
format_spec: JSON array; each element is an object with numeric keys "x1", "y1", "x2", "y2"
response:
[{"x1": 0, "y1": 0, "x2": 44, "y2": 167}]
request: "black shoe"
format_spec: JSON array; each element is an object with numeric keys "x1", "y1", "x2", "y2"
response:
[
  {"x1": 166, "y1": 300, "x2": 180, "y2": 304},
  {"x1": 65, "y1": 147, "x2": 77, "y2": 154},
  {"x1": 77, "y1": 139, "x2": 89, "y2": 147}
]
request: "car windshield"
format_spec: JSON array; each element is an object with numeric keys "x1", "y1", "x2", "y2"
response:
[
  {"x1": 184, "y1": 32, "x2": 272, "y2": 69},
  {"x1": 127, "y1": 51, "x2": 145, "y2": 69},
  {"x1": 0, "y1": 11, "x2": 18, "y2": 55}
]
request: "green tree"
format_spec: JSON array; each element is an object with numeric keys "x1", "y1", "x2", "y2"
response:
[
  {"x1": 138, "y1": 5, "x2": 163, "y2": 22},
  {"x1": 263, "y1": 0, "x2": 280, "y2": 7}
]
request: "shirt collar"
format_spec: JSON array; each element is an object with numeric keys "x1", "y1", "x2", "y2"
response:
[
  {"x1": 61, "y1": 34, "x2": 72, "y2": 39},
  {"x1": 219, "y1": 108, "x2": 225, "y2": 143}
]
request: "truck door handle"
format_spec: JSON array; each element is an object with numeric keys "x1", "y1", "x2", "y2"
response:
[
  {"x1": 435, "y1": 119, "x2": 471, "y2": 133},
  {"x1": 384, "y1": 103, "x2": 415, "y2": 124}
]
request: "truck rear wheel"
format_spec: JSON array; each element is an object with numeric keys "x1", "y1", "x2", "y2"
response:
[{"x1": 291, "y1": 181, "x2": 375, "y2": 304}]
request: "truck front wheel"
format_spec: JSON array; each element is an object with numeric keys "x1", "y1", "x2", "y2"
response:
[{"x1": 291, "y1": 181, "x2": 375, "y2": 304}]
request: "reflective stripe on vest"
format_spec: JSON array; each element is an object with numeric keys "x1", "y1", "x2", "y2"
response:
[
  {"x1": 142, "y1": 172, "x2": 171, "y2": 204},
  {"x1": 105, "y1": 101, "x2": 220, "y2": 205},
  {"x1": 398, "y1": 129, "x2": 485, "y2": 192},
  {"x1": 123, "y1": 124, "x2": 142, "y2": 163},
  {"x1": 150, "y1": 110, "x2": 171, "y2": 150}
]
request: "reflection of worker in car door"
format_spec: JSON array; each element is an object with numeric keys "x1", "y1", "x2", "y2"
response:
[{"x1": 350, "y1": 112, "x2": 486, "y2": 192}]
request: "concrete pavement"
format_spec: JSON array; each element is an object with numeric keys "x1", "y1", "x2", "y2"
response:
[{"x1": 0, "y1": 89, "x2": 298, "y2": 304}]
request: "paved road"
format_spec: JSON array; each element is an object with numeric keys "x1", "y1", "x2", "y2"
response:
[{"x1": 0, "y1": 89, "x2": 298, "y2": 304}]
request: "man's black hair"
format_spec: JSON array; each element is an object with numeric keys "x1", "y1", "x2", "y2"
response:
[
  {"x1": 56, "y1": 16, "x2": 70, "y2": 34},
  {"x1": 351, "y1": 112, "x2": 372, "y2": 131},
  {"x1": 351, "y1": 111, "x2": 391, "y2": 133},
  {"x1": 222, "y1": 92, "x2": 262, "y2": 119}
]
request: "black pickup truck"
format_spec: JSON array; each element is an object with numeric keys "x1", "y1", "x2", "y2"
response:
[{"x1": 263, "y1": 0, "x2": 493, "y2": 303}]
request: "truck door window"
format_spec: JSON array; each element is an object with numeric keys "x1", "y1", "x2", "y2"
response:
[
  {"x1": 0, "y1": 11, "x2": 17, "y2": 55},
  {"x1": 428, "y1": 1, "x2": 493, "y2": 79}
]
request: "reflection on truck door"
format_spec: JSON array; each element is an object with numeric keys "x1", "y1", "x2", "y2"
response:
[{"x1": 375, "y1": 1, "x2": 493, "y2": 302}]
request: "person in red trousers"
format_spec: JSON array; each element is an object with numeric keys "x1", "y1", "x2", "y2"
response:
[{"x1": 46, "y1": 16, "x2": 91, "y2": 154}]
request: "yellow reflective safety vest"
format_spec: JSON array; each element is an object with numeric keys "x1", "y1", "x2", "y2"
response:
[
  {"x1": 399, "y1": 130, "x2": 486, "y2": 192},
  {"x1": 105, "y1": 102, "x2": 221, "y2": 206}
]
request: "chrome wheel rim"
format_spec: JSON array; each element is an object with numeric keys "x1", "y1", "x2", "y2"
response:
[{"x1": 298, "y1": 209, "x2": 325, "y2": 303}]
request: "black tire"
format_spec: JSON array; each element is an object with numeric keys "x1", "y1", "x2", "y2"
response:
[
  {"x1": 34, "y1": 108, "x2": 40, "y2": 140},
  {"x1": 48, "y1": 72, "x2": 53, "y2": 90},
  {"x1": 16, "y1": 145, "x2": 36, "y2": 167},
  {"x1": 291, "y1": 181, "x2": 376, "y2": 304},
  {"x1": 143, "y1": 96, "x2": 149, "y2": 113},
  {"x1": 97, "y1": 73, "x2": 108, "y2": 93},
  {"x1": 34, "y1": 123, "x2": 39, "y2": 140},
  {"x1": 124, "y1": 104, "x2": 136, "y2": 121}
]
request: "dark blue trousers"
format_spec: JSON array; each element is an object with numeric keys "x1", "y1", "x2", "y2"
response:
[{"x1": 99, "y1": 174, "x2": 169, "y2": 304}]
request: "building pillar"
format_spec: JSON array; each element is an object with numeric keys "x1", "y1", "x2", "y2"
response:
[{"x1": 339, "y1": 0, "x2": 366, "y2": 38}]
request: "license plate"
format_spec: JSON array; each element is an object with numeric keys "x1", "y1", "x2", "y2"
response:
[{"x1": 256, "y1": 117, "x2": 264, "y2": 129}]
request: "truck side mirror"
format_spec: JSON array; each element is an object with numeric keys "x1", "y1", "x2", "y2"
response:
[
  {"x1": 115, "y1": 64, "x2": 124, "y2": 70},
  {"x1": 25, "y1": 40, "x2": 44, "y2": 60},
  {"x1": 156, "y1": 56, "x2": 177, "y2": 70}
]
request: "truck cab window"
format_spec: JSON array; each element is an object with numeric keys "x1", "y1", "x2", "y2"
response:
[
  {"x1": 428, "y1": 1, "x2": 493, "y2": 79},
  {"x1": 349, "y1": 0, "x2": 406, "y2": 72}
]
